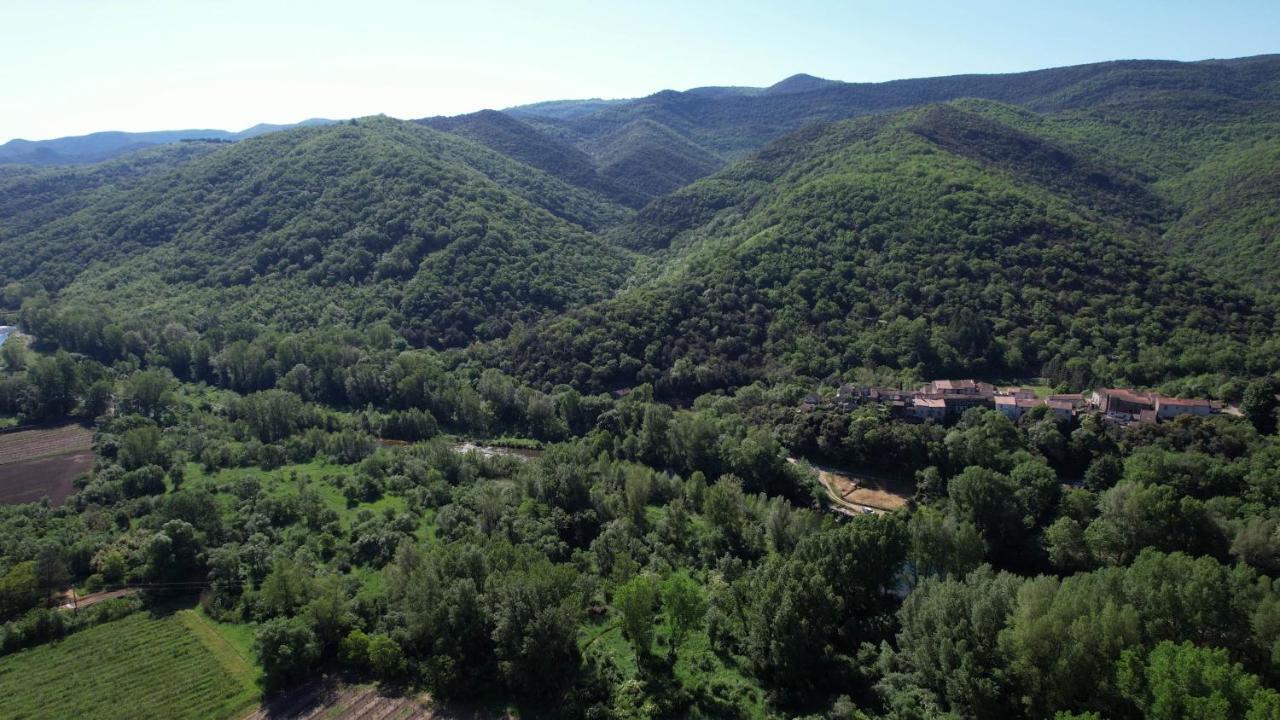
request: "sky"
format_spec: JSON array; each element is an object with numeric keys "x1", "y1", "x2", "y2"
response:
[{"x1": 3, "y1": 0, "x2": 1278, "y2": 142}]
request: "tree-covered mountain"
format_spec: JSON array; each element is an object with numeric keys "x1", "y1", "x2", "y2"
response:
[
  {"x1": 0, "y1": 141, "x2": 221, "y2": 241},
  {"x1": 430, "y1": 55, "x2": 1280, "y2": 225},
  {"x1": 3, "y1": 56, "x2": 1279, "y2": 386},
  {"x1": 0, "y1": 119, "x2": 336, "y2": 166},
  {"x1": 2, "y1": 54, "x2": 1280, "y2": 720},
  {"x1": 1, "y1": 117, "x2": 631, "y2": 346},
  {"x1": 417, "y1": 109, "x2": 643, "y2": 206},
  {"x1": 499, "y1": 100, "x2": 1280, "y2": 395},
  {"x1": 504, "y1": 97, "x2": 628, "y2": 120},
  {"x1": 515, "y1": 55, "x2": 1280, "y2": 164}
]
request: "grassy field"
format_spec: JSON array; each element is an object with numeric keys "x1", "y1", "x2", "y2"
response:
[
  {"x1": 0, "y1": 611, "x2": 259, "y2": 720},
  {"x1": 182, "y1": 460, "x2": 412, "y2": 532}
]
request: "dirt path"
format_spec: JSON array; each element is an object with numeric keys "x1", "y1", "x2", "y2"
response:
[
  {"x1": 57, "y1": 587, "x2": 138, "y2": 610},
  {"x1": 241, "y1": 680, "x2": 503, "y2": 720}
]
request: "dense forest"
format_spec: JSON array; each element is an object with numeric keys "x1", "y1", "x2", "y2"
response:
[
  {"x1": 1, "y1": 55, "x2": 1280, "y2": 719},
  {"x1": 502, "y1": 102, "x2": 1279, "y2": 396}
]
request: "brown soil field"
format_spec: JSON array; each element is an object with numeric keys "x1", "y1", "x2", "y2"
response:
[
  {"x1": 820, "y1": 468, "x2": 911, "y2": 512},
  {"x1": 243, "y1": 680, "x2": 506, "y2": 720},
  {"x1": 790, "y1": 457, "x2": 912, "y2": 514},
  {"x1": 0, "y1": 423, "x2": 94, "y2": 506}
]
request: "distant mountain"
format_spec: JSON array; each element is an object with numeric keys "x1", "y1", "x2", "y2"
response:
[
  {"x1": 531, "y1": 55, "x2": 1280, "y2": 163},
  {"x1": 0, "y1": 141, "x2": 221, "y2": 241},
  {"x1": 426, "y1": 56, "x2": 1279, "y2": 213},
  {"x1": 504, "y1": 98, "x2": 629, "y2": 120},
  {"x1": 417, "y1": 110, "x2": 637, "y2": 205},
  {"x1": 763, "y1": 73, "x2": 842, "y2": 95},
  {"x1": 588, "y1": 119, "x2": 724, "y2": 203},
  {"x1": 3, "y1": 54, "x2": 1279, "y2": 380},
  {"x1": 0, "y1": 118, "x2": 336, "y2": 165}
]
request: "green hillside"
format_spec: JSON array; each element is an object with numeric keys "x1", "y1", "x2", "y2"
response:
[
  {"x1": 526, "y1": 55, "x2": 1279, "y2": 162},
  {"x1": 1163, "y1": 138, "x2": 1280, "y2": 290},
  {"x1": 589, "y1": 119, "x2": 725, "y2": 204},
  {"x1": 493, "y1": 56, "x2": 1280, "y2": 282},
  {"x1": 501, "y1": 102, "x2": 1279, "y2": 394},
  {"x1": 1, "y1": 117, "x2": 631, "y2": 346},
  {"x1": 0, "y1": 141, "x2": 219, "y2": 240},
  {"x1": 1, "y1": 54, "x2": 1280, "y2": 720},
  {"x1": 418, "y1": 109, "x2": 640, "y2": 206}
]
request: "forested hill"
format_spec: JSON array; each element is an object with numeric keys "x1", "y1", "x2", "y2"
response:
[
  {"x1": 0, "y1": 141, "x2": 221, "y2": 241},
  {"x1": 417, "y1": 109, "x2": 644, "y2": 206},
  {"x1": 3, "y1": 54, "x2": 1280, "y2": 720},
  {"x1": 499, "y1": 101, "x2": 1280, "y2": 395},
  {"x1": 2, "y1": 55, "x2": 1277, "y2": 379},
  {"x1": 421, "y1": 54, "x2": 1280, "y2": 216},
  {"x1": 0, "y1": 119, "x2": 336, "y2": 165},
  {"x1": 528, "y1": 54, "x2": 1280, "y2": 161},
  {"x1": 0, "y1": 117, "x2": 631, "y2": 347}
]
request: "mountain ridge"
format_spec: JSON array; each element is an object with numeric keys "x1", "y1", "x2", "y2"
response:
[
  {"x1": 497, "y1": 98, "x2": 1279, "y2": 394},
  {"x1": 0, "y1": 118, "x2": 337, "y2": 165}
]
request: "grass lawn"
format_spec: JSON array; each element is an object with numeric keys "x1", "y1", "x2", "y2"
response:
[{"x1": 0, "y1": 611, "x2": 259, "y2": 720}]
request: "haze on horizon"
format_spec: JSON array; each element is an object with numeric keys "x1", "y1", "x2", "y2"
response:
[{"x1": 3, "y1": 0, "x2": 1278, "y2": 143}]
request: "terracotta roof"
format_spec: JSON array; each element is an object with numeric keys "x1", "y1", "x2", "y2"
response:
[{"x1": 915, "y1": 397, "x2": 946, "y2": 408}]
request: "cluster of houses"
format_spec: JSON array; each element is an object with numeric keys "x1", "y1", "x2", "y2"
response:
[{"x1": 801, "y1": 379, "x2": 1220, "y2": 425}]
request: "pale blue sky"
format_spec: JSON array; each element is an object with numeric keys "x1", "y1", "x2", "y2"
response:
[{"x1": 3, "y1": 0, "x2": 1277, "y2": 142}]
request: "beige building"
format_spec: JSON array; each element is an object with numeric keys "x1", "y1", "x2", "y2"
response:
[{"x1": 1154, "y1": 396, "x2": 1214, "y2": 420}]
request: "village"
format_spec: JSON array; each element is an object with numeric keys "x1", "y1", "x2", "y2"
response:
[{"x1": 801, "y1": 379, "x2": 1222, "y2": 425}]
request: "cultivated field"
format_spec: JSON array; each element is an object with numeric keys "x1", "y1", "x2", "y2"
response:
[
  {"x1": 0, "y1": 422, "x2": 93, "y2": 505},
  {"x1": 244, "y1": 681, "x2": 486, "y2": 720},
  {"x1": 0, "y1": 611, "x2": 258, "y2": 720}
]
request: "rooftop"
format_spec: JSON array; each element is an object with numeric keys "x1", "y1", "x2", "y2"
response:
[
  {"x1": 1098, "y1": 387, "x2": 1153, "y2": 405},
  {"x1": 1156, "y1": 396, "x2": 1214, "y2": 407}
]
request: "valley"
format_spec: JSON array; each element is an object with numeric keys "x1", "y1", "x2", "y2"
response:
[{"x1": 0, "y1": 52, "x2": 1278, "y2": 720}]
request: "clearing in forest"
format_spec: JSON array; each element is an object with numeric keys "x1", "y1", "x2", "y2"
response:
[{"x1": 791, "y1": 458, "x2": 912, "y2": 514}]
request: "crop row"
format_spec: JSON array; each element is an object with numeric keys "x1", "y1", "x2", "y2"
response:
[
  {"x1": 0, "y1": 613, "x2": 257, "y2": 720},
  {"x1": 0, "y1": 424, "x2": 92, "y2": 464}
]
